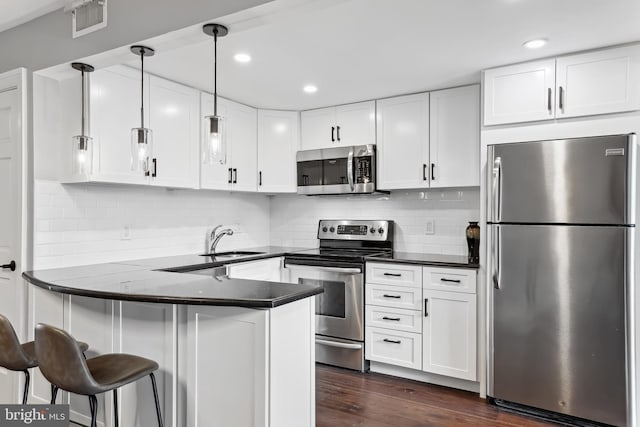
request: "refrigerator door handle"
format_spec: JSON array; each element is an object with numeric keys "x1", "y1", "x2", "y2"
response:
[
  {"x1": 492, "y1": 157, "x2": 502, "y2": 222},
  {"x1": 492, "y1": 225, "x2": 501, "y2": 290}
]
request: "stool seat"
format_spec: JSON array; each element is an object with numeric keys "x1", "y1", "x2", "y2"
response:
[
  {"x1": 85, "y1": 354, "x2": 158, "y2": 395},
  {"x1": 20, "y1": 340, "x2": 89, "y2": 370}
]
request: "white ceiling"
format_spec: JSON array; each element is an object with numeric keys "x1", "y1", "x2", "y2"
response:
[
  {"x1": 41, "y1": 0, "x2": 640, "y2": 111},
  {"x1": 0, "y1": 0, "x2": 64, "y2": 33}
]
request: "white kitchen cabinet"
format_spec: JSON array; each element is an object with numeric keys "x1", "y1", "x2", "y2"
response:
[
  {"x1": 200, "y1": 93, "x2": 258, "y2": 191},
  {"x1": 483, "y1": 59, "x2": 555, "y2": 126},
  {"x1": 366, "y1": 327, "x2": 422, "y2": 370},
  {"x1": 227, "y1": 257, "x2": 283, "y2": 282},
  {"x1": 422, "y1": 290, "x2": 476, "y2": 381},
  {"x1": 376, "y1": 93, "x2": 430, "y2": 190},
  {"x1": 556, "y1": 44, "x2": 640, "y2": 119},
  {"x1": 148, "y1": 76, "x2": 200, "y2": 189},
  {"x1": 429, "y1": 85, "x2": 480, "y2": 188},
  {"x1": 300, "y1": 101, "x2": 375, "y2": 150},
  {"x1": 257, "y1": 110, "x2": 299, "y2": 193}
]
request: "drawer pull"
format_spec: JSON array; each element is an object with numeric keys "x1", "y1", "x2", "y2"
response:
[
  {"x1": 382, "y1": 316, "x2": 401, "y2": 321},
  {"x1": 383, "y1": 338, "x2": 401, "y2": 344},
  {"x1": 440, "y1": 278, "x2": 461, "y2": 283},
  {"x1": 383, "y1": 272, "x2": 402, "y2": 277},
  {"x1": 382, "y1": 294, "x2": 401, "y2": 299},
  {"x1": 424, "y1": 298, "x2": 429, "y2": 317}
]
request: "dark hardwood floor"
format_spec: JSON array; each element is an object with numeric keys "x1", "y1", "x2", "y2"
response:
[{"x1": 316, "y1": 365, "x2": 557, "y2": 427}]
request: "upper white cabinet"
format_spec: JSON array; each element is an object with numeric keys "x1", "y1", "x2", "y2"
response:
[
  {"x1": 483, "y1": 44, "x2": 640, "y2": 125},
  {"x1": 377, "y1": 86, "x2": 480, "y2": 190},
  {"x1": 149, "y1": 76, "x2": 200, "y2": 189},
  {"x1": 200, "y1": 93, "x2": 258, "y2": 192},
  {"x1": 376, "y1": 93, "x2": 430, "y2": 190},
  {"x1": 429, "y1": 85, "x2": 480, "y2": 188},
  {"x1": 257, "y1": 110, "x2": 299, "y2": 193},
  {"x1": 300, "y1": 101, "x2": 375, "y2": 150},
  {"x1": 483, "y1": 59, "x2": 555, "y2": 126},
  {"x1": 556, "y1": 45, "x2": 640, "y2": 118}
]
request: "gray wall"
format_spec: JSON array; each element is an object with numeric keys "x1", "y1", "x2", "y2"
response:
[{"x1": 0, "y1": 0, "x2": 272, "y2": 73}]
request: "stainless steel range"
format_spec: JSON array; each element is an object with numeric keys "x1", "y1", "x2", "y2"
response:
[{"x1": 284, "y1": 220, "x2": 394, "y2": 371}]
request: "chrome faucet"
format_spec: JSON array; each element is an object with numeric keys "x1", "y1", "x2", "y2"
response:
[{"x1": 208, "y1": 225, "x2": 234, "y2": 254}]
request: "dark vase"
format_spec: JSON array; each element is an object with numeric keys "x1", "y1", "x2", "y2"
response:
[{"x1": 465, "y1": 222, "x2": 480, "y2": 264}]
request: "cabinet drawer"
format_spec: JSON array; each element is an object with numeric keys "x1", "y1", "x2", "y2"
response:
[
  {"x1": 423, "y1": 267, "x2": 476, "y2": 294},
  {"x1": 365, "y1": 305, "x2": 422, "y2": 334},
  {"x1": 366, "y1": 284, "x2": 422, "y2": 311},
  {"x1": 366, "y1": 263, "x2": 422, "y2": 287},
  {"x1": 365, "y1": 327, "x2": 422, "y2": 370}
]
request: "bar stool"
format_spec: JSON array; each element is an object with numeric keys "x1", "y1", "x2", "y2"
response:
[
  {"x1": 35, "y1": 323, "x2": 163, "y2": 427},
  {"x1": 0, "y1": 314, "x2": 88, "y2": 405}
]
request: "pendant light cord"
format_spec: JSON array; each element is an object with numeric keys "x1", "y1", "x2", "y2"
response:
[
  {"x1": 213, "y1": 30, "x2": 218, "y2": 117},
  {"x1": 81, "y1": 69, "x2": 85, "y2": 136},
  {"x1": 140, "y1": 49, "x2": 145, "y2": 129}
]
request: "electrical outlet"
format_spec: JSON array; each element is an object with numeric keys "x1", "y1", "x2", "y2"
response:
[
  {"x1": 425, "y1": 219, "x2": 435, "y2": 235},
  {"x1": 121, "y1": 226, "x2": 131, "y2": 240}
]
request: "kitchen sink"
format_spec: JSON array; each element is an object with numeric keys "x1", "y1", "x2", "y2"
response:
[{"x1": 199, "y1": 251, "x2": 265, "y2": 258}]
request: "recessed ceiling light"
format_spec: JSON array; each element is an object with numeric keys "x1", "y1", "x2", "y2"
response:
[
  {"x1": 523, "y1": 38, "x2": 548, "y2": 49},
  {"x1": 303, "y1": 85, "x2": 318, "y2": 94},
  {"x1": 234, "y1": 53, "x2": 251, "y2": 63}
]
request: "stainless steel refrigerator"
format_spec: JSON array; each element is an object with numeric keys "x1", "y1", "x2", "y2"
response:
[{"x1": 487, "y1": 134, "x2": 637, "y2": 427}]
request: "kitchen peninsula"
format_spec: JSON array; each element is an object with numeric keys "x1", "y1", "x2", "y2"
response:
[{"x1": 22, "y1": 248, "x2": 322, "y2": 427}]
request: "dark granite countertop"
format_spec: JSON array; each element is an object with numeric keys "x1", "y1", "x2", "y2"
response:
[
  {"x1": 22, "y1": 246, "x2": 323, "y2": 308},
  {"x1": 366, "y1": 252, "x2": 479, "y2": 269}
]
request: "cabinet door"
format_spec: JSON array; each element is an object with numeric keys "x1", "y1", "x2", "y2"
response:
[
  {"x1": 257, "y1": 110, "x2": 299, "y2": 193},
  {"x1": 422, "y1": 290, "x2": 476, "y2": 381},
  {"x1": 200, "y1": 93, "x2": 231, "y2": 190},
  {"x1": 429, "y1": 85, "x2": 480, "y2": 188},
  {"x1": 227, "y1": 99, "x2": 258, "y2": 192},
  {"x1": 556, "y1": 45, "x2": 640, "y2": 118},
  {"x1": 149, "y1": 76, "x2": 200, "y2": 189},
  {"x1": 90, "y1": 66, "x2": 149, "y2": 184},
  {"x1": 483, "y1": 59, "x2": 555, "y2": 125},
  {"x1": 186, "y1": 306, "x2": 268, "y2": 427},
  {"x1": 334, "y1": 101, "x2": 376, "y2": 147},
  {"x1": 300, "y1": 107, "x2": 335, "y2": 150},
  {"x1": 376, "y1": 93, "x2": 429, "y2": 190}
]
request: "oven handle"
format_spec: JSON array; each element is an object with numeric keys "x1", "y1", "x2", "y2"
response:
[
  {"x1": 283, "y1": 263, "x2": 362, "y2": 274},
  {"x1": 315, "y1": 338, "x2": 363, "y2": 350}
]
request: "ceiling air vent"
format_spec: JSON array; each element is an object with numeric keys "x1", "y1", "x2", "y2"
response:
[{"x1": 65, "y1": 0, "x2": 107, "y2": 38}]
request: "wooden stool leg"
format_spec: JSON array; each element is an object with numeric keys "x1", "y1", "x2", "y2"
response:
[
  {"x1": 89, "y1": 395, "x2": 98, "y2": 427},
  {"x1": 113, "y1": 389, "x2": 119, "y2": 427},
  {"x1": 149, "y1": 373, "x2": 164, "y2": 427},
  {"x1": 50, "y1": 384, "x2": 58, "y2": 404},
  {"x1": 22, "y1": 370, "x2": 30, "y2": 405}
]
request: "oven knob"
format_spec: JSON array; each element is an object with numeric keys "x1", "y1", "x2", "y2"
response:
[
  {"x1": 370, "y1": 227, "x2": 376, "y2": 234},
  {"x1": 378, "y1": 227, "x2": 385, "y2": 234},
  {"x1": 322, "y1": 226, "x2": 328, "y2": 233},
  {"x1": 329, "y1": 227, "x2": 335, "y2": 233}
]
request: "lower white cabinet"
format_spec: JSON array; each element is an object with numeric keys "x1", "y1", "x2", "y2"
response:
[
  {"x1": 365, "y1": 262, "x2": 478, "y2": 384},
  {"x1": 227, "y1": 257, "x2": 283, "y2": 282}
]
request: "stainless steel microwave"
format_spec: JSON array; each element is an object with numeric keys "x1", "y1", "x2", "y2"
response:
[{"x1": 296, "y1": 145, "x2": 378, "y2": 195}]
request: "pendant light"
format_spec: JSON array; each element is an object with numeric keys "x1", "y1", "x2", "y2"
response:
[
  {"x1": 202, "y1": 23, "x2": 228, "y2": 165},
  {"x1": 71, "y1": 62, "x2": 94, "y2": 175},
  {"x1": 130, "y1": 45, "x2": 155, "y2": 173}
]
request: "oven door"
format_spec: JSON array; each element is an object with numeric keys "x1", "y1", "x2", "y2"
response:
[{"x1": 284, "y1": 262, "x2": 364, "y2": 341}]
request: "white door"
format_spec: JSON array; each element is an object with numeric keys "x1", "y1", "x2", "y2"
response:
[
  {"x1": 200, "y1": 93, "x2": 231, "y2": 190},
  {"x1": 0, "y1": 70, "x2": 25, "y2": 404},
  {"x1": 149, "y1": 76, "x2": 199, "y2": 189},
  {"x1": 429, "y1": 85, "x2": 480, "y2": 188},
  {"x1": 257, "y1": 110, "x2": 299, "y2": 193},
  {"x1": 334, "y1": 101, "x2": 376, "y2": 147},
  {"x1": 300, "y1": 107, "x2": 335, "y2": 150},
  {"x1": 556, "y1": 45, "x2": 640, "y2": 118},
  {"x1": 422, "y1": 290, "x2": 477, "y2": 381},
  {"x1": 376, "y1": 93, "x2": 430, "y2": 190},
  {"x1": 90, "y1": 66, "x2": 150, "y2": 184},
  {"x1": 227, "y1": 100, "x2": 258, "y2": 192},
  {"x1": 483, "y1": 59, "x2": 556, "y2": 126}
]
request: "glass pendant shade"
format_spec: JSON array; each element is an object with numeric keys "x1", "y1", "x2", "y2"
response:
[
  {"x1": 131, "y1": 127, "x2": 153, "y2": 172},
  {"x1": 72, "y1": 135, "x2": 93, "y2": 175},
  {"x1": 203, "y1": 115, "x2": 226, "y2": 164}
]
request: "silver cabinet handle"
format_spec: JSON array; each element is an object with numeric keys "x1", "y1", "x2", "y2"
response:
[
  {"x1": 316, "y1": 338, "x2": 362, "y2": 350},
  {"x1": 492, "y1": 226, "x2": 501, "y2": 290},
  {"x1": 347, "y1": 146, "x2": 354, "y2": 192},
  {"x1": 492, "y1": 157, "x2": 502, "y2": 222}
]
